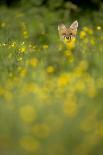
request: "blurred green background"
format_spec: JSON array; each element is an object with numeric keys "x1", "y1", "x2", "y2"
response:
[{"x1": 0, "y1": 0, "x2": 103, "y2": 155}]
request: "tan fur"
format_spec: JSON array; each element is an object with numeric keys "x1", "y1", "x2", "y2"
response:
[{"x1": 58, "y1": 21, "x2": 78, "y2": 41}]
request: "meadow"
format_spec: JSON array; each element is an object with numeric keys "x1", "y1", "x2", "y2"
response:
[{"x1": 0, "y1": 3, "x2": 103, "y2": 155}]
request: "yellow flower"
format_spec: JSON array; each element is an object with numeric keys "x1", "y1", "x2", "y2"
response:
[
  {"x1": 87, "y1": 83, "x2": 96, "y2": 98},
  {"x1": 4, "y1": 91, "x2": 13, "y2": 102},
  {"x1": 64, "y1": 96, "x2": 78, "y2": 117},
  {"x1": 64, "y1": 50, "x2": 74, "y2": 62},
  {"x1": 74, "y1": 61, "x2": 88, "y2": 77},
  {"x1": 47, "y1": 66, "x2": 55, "y2": 73},
  {"x1": 90, "y1": 39, "x2": 95, "y2": 45},
  {"x1": 58, "y1": 74, "x2": 70, "y2": 87},
  {"x1": 96, "y1": 78, "x2": 103, "y2": 89},
  {"x1": 86, "y1": 76, "x2": 96, "y2": 98},
  {"x1": 97, "y1": 26, "x2": 101, "y2": 30},
  {"x1": 97, "y1": 123, "x2": 103, "y2": 137},
  {"x1": 68, "y1": 54, "x2": 74, "y2": 63},
  {"x1": 23, "y1": 31, "x2": 29, "y2": 38},
  {"x1": 26, "y1": 83, "x2": 36, "y2": 92},
  {"x1": 0, "y1": 88, "x2": 13, "y2": 102},
  {"x1": 43, "y1": 45, "x2": 48, "y2": 49},
  {"x1": 29, "y1": 58, "x2": 38, "y2": 67},
  {"x1": 64, "y1": 49, "x2": 72, "y2": 56},
  {"x1": 80, "y1": 31, "x2": 86, "y2": 39},
  {"x1": 3, "y1": 43, "x2": 6, "y2": 46},
  {"x1": 84, "y1": 38, "x2": 89, "y2": 44},
  {"x1": 31, "y1": 123, "x2": 50, "y2": 138},
  {"x1": 11, "y1": 42, "x2": 16, "y2": 48},
  {"x1": 75, "y1": 80, "x2": 85, "y2": 92},
  {"x1": 80, "y1": 110, "x2": 97, "y2": 132},
  {"x1": 83, "y1": 26, "x2": 93, "y2": 34},
  {"x1": 20, "y1": 68, "x2": 27, "y2": 77},
  {"x1": 1, "y1": 22, "x2": 6, "y2": 28},
  {"x1": 19, "y1": 46, "x2": 26, "y2": 53},
  {"x1": 17, "y1": 57, "x2": 23, "y2": 61},
  {"x1": 20, "y1": 136, "x2": 39, "y2": 152},
  {"x1": 65, "y1": 38, "x2": 76, "y2": 49},
  {"x1": 79, "y1": 60, "x2": 88, "y2": 71},
  {"x1": 19, "y1": 105, "x2": 37, "y2": 123}
]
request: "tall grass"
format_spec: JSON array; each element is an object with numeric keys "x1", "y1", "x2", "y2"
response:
[{"x1": 0, "y1": 5, "x2": 103, "y2": 155}]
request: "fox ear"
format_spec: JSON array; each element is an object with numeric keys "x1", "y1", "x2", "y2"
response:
[
  {"x1": 58, "y1": 24, "x2": 67, "y2": 40},
  {"x1": 70, "y1": 21, "x2": 78, "y2": 30},
  {"x1": 58, "y1": 24, "x2": 67, "y2": 33}
]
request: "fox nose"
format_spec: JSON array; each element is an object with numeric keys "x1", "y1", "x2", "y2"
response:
[{"x1": 65, "y1": 35, "x2": 71, "y2": 40}]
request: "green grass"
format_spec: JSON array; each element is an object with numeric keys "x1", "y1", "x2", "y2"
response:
[{"x1": 0, "y1": 5, "x2": 103, "y2": 155}]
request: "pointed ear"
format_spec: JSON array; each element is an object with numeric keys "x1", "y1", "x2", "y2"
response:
[
  {"x1": 58, "y1": 24, "x2": 67, "y2": 32},
  {"x1": 70, "y1": 21, "x2": 78, "y2": 29},
  {"x1": 58, "y1": 24, "x2": 67, "y2": 40}
]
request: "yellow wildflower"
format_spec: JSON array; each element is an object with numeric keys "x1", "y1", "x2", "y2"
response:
[
  {"x1": 20, "y1": 68, "x2": 27, "y2": 77},
  {"x1": 19, "y1": 46, "x2": 26, "y2": 53},
  {"x1": 19, "y1": 105, "x2": 37, "y2": 123},
  {"x1": 4, "y1": 90, "x2": 13, "y2": 102},
  {"x1": 90, "y1": 38, "x2": 95, "y2": 45},
  {"x1": 47, "y1": 66, "x2": 55, "y2": 73},
  {"x1": 75, "y1": 80, "x2": 85, "y2": 92},
  {"x1": 23, "y1": 31, "x2": 29, "y2": 38},
  {"x1": 97, "y1": 123, "x2": 103, "y2": 137},
  {"x1": 64, "y1": 50, "x2": 74, "y2": 62},
  {"x1": 58, "y1": 74, "x2": 70, "y2": 87},
  {"x1": 86, "y1": 76, "x2": 96, "y2": 98},
  {"x1": 17, "y1": 57, "x2": 22, "y2": 61},
  {"x1": 79, "y1": 60, "x2": 88, "y2": 71},
  {"x1": 80, "y1": 31, "x2": 86, "y2": 39},
  {"x1": 65, "y1": 38, "x2": 76, "y2": 49},
  {"x1": 84, "y1": 38, "x2": 89, "y2": 44},
  {"x1": 20, "y1": 136, "x2": 39, "y2": 152},
  {"x1": 83, "y1": 26, "x2": 93, "y2": 34},
  {"x1": 87, "y1": 83, "x2": 96, "y2": 98},
  {"x1": 96, "y1": 78, "x2": 103, "y2": 89},
  {"x1": 21, "y1": 83, "x2": 40, "y2": 95},
  {"x1": 31, "y1": 123, "x2": 50, "y2": 138},
  {"x1": 43, "y1": 44, "x2": 48, "y2": 49},
  {"x1": 74, "y1": 60, "x2": 88, "y2": 76},
  {"x1": 80, "y1": 110, "x2": 98, "y2": 132},
  {"x1": 3, "y1": 43, "x2": 6, "y2": 46},
  {"x1": 1, "y1": 22, "x2": 6, "y2": 28},
  {"x1": 64, "y1": 96, "x2": 78, "y2": 117},
  {"x1": 11, "y1": 42, "x2": 16, "y2": 48},
  {"x1": 64, "y1": 50, "x2": 72, "y2": 57},
  {"x1": 97, "y1": 26, "x2": 101, "y2": 30},
  {"x1": 29, "y1": 58, "x2": 38, "y2": 67}
]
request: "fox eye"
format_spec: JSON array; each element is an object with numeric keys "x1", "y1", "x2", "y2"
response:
[{"x1": 70, "y1": 33, "x2": 72, "y2": 35}]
